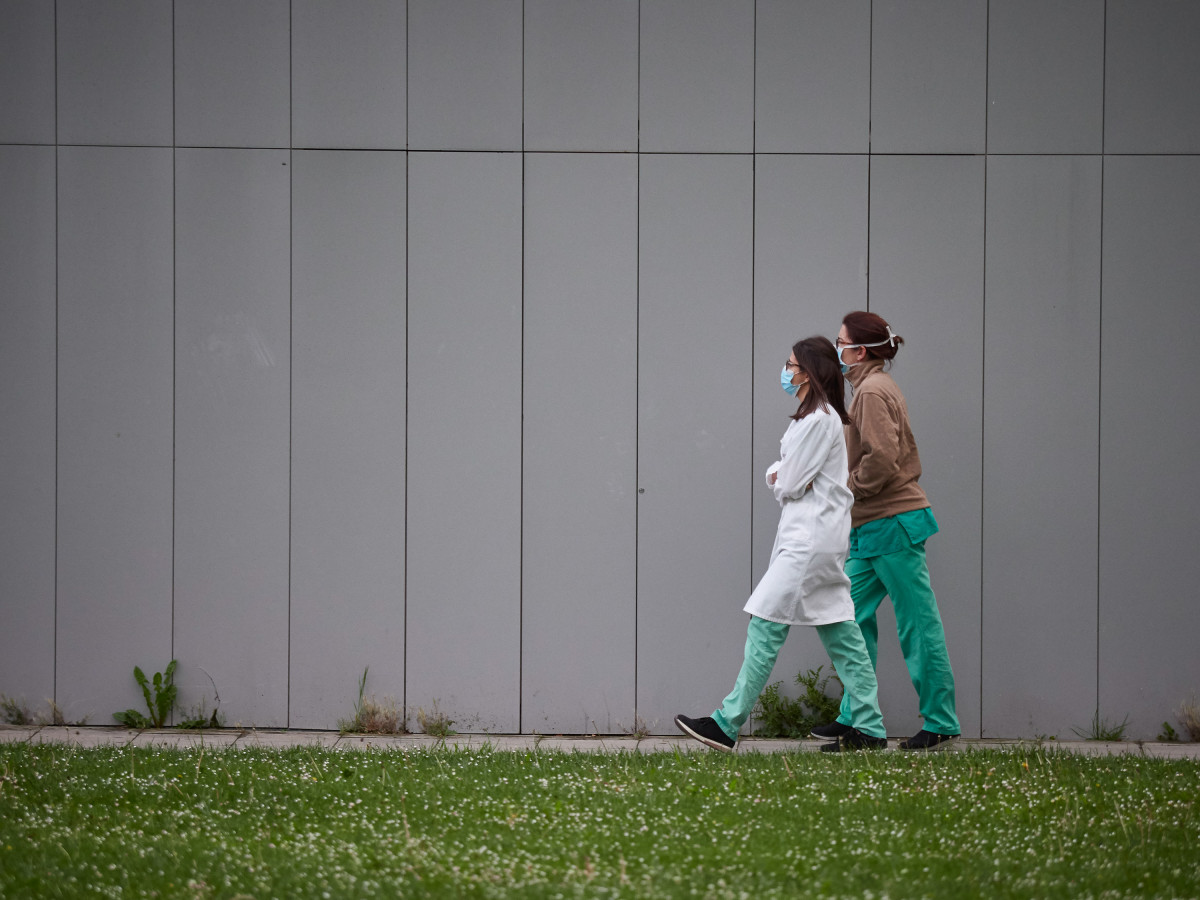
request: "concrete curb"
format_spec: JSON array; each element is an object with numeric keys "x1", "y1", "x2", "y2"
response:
[{"x1": 3, "y1": 725, "x2": 1200, "y2": 758}]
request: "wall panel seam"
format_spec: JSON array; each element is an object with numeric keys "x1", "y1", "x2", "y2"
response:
[
  {"x1": 633, "y1": 0, "x2": 641, "y2": 724},
  {"x1": 1096, "y1": 0, "x2": 1108, "y2": 715},
  {"x1": 518, "y1": 0, "x2": 525, "y2": 733},
  {"x1": 171, "y1": 0, "x2": 177, "y2": 672},
  {"x1": 979, "y1": 0, "x2": 990, "y2": 739},
  {"x1": 403, "y1": 2, "x2": 411, "y2": 723},
  {"x1": 286, "y1": 0, "x2": 294, "y2": 729},
  {"x1": 52, "y1": 0, "x2": 59, "y2": 705}
]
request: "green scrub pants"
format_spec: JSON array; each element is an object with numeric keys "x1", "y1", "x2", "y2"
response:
[
  {"x1": 712, "y1": 616, "x2": 885, "y2": 741},
  {"x1": 837, "y1": 541, "x2": 960, "y2": 736}
]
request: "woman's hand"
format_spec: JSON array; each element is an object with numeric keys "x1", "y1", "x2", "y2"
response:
[{"x1": 768, "y1": 472, "x2": 777, "y2": 485}]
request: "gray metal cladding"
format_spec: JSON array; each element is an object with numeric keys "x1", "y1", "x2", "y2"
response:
[
  {"x1": 56, "y1": 0, "x2": 174, "y2": 147},
  {"x1": 636, "y1": 154, "x2": 754, "y2": 730},
  {"x1": 173, "y1": 149, "x2": 291, "y2": 727},
  {"x1": 55, "y1": 147, "x2": 175, "y2": 725},
  {"x1": 405, "y1": 152, "x2": 523, "y2": 734},
  {"x1": 0, "y1": 145, "x2": 56, "y2": 710},
  {"x1": 290, "y1": 151, "x2": 407, "y2": 731},
  {"x1": 1100, "y1": 156, "x2": 1200, "y2": 737},
  {"x1": 0, "y1": 0, "x2": 55, "y2": 144},
  {"x1": 1, "y1": 3, "x2": 1198, "y2": 738},
  {"x1": 522, "y1": 153, "x2": 638, "y2": 735},
  {"x1": 983, "y1": 156, "x2": 1102, "y2": 739}
]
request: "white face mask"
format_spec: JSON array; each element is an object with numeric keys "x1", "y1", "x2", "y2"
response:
[{"x1": 837, "y1": 327, "x2": 897, "y2": 372}]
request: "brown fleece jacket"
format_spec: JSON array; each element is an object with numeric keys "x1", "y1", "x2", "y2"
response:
[{"x1": 843, "y1": 359, "x2": 930, "y2": 528}]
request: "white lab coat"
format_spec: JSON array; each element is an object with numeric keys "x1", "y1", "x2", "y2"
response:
[{"x1": 743, "y1": 406, "x2": 856, "y2": 627}]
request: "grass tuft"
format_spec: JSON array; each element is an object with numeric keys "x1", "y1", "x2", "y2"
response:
[
  {"x1": 38, "y1": 698, "x2": 68, "y2": 726},
  {"x1": 1072, "y1": 709, "x2": 1130, "y2": 741},
  {"x1": 0, "y1": 695, "x2": 32, "y2": 726},
  {"x1": 415, "y1": 700, "x2": 454, "y2": 737},
  {"x1": 752, "y1": 665, "x2": 842, "y2": 738},
  {"x1": 1179, "y1": 696, "x2": 1200, "y2": 742},
  {"x1": 620, "y1": 715, "x2": 652, "y2": 740},
  {"x1": 338, "y1": 667, "x2": 406, "y2": 735}
]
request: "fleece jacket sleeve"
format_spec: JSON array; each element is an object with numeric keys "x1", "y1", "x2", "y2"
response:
[{"x1": 848, "y1": 391, "x2": 901, "y2": 501}]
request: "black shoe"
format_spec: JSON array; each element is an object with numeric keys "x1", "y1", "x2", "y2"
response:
[
  {"x1": 819, "y1": 728, "x2": 888, "y2": 753},
  {"x1": 810, "y1": 720, "x2": 853, "y2": 741},
  {"x1": 898, "y1": 730, "x2": 959, "y2": 751},
  {"x1": 674, "y1": 714, "x2": 736, "y2": 752}
]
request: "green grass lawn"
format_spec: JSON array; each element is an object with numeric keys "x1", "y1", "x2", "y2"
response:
[{"x1": 1, "y1": 742, "x2": 1197, "y2": 899}]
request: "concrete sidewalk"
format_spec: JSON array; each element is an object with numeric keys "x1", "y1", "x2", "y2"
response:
[{"x1": 3, "y1": 724, "x2": 1200, "y2": 758}]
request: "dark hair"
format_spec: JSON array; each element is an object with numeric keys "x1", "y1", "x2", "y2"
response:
[
  {"x1": 790, "y1": 336, "x2": 850, "y2": 424},
  {"x1": 842, "y1": 310, "x2": 904, "y2": 361}
]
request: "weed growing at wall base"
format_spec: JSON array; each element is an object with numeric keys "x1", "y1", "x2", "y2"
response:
[
  {"x1": 2, "y1": 743, "x2": 1198, "y2": 898},
  {"x1": 1178, "y1": 695, "x2": 1200, "y2": 742},
  {"x1": 338, "y1": 667, "x2": 405, "y2": 735},
  {"x1": 0, "y1": 695, "x2": 32, "y2": 726},
  {"x1": 415, "y1": 700, "x2": 454, "y2": 737},
  {"x1": 113, "y1": 660, "x2": 178, "y2": 729},
  {"x1": 752, "y1": 665, "x2": 842, "y2": 738},
  {"x1": 1072, "y1": 709, "x2": 1131, "y2": 741}
]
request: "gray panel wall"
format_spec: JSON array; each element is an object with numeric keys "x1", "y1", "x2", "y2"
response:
[
  {"x1": 57, "y1": 0, "x2": 173, "y2": 147},
  {"x1": 522, "y1": 154, "x2": 638, "y2": 735},
  {"x1": 0, "y1": 0, "x2": 56, "y2": 144},
  {"x1": 751, "y1": 155, "x2": 868, "y2": 722},
  {"x1": 1105, "y1": 1, "x2": 1200, "y2": 153},
  {"x1": 640, "y1": 0, "x2": 754, "y2": 153},
  {"x1": 986, "y1": 0, "x2": 1104, "y2": 154},
  {"x1": 174, "y1": 149, "x2": 291, "y2": 727},
  {"x1": 55, "y1": 148, "x2": 174, "y2": 724},
  {"x1": 408, "y1": 0, "x2": 522, "y2": 151},
  {"x1": 3, "y1": 4, "x2": 1200, "y2": 738},
  {"x1": 291, "y1": 0, "x2": 407, "y2": 150},
  {"x1": 524, "y1": 0, "x2": 639, "y2": 152},
  {"x1": 1100, "y1": 157, "x2": 1200, "y2": 739},
  {"x1": 637, "y1": 154, "x2": 753, "y2": 731},
  {"x1": 175, "y1": 0, "x2": 290, "y2": 149},
  {"x1": 983, "y1": 156, "x2": 1102, "y2": 739},
  {"x1": 755, "y1": 0, "x2": 870, "y2": 153},
  {"x1": 0, "y1": 146, "x2": 56, "y2": 709},
  {"x1": 869, "y1": 156, "x2": 984, "y2": 738},
  {"x1": 871, "y1": 0, "x2": 987, "y2": 154},
  {"x1": 290, "y1": 151, "x2": 407, "y2": 730},
  {"x1": 406, "y1": 153, "x2": 522, "y2": 733}
]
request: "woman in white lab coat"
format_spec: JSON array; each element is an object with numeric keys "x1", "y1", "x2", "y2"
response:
[{"x1": 674, "y1": 336, "x2": 887, "y2": 753}]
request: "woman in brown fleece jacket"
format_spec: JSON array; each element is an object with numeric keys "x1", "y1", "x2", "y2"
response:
[{"x1": 809, "y1": 311, "x2": 961, "y2": 751}]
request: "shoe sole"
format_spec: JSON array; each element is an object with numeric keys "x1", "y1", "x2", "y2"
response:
[
  {"x1": 809, "y1": 728, "x2": 852, "y2": 741},
  {"x1": 819, "y1": 739, "x2": 888, "y2": 753},
  {"x1": 674, "y1": 716, "x2": 735, "y2": 753},
  {"x1": 898, "y1": 735, "x2": 958, "y2": 752}
]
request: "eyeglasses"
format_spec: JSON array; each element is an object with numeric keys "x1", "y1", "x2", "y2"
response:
[{"x1": 784, "y1": 360, "x2": 802, "y2": 371}]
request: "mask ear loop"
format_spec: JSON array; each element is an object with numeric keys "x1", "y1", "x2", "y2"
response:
[{"x1": 885, "y1": 325, "x2": 897, "y2": 347}]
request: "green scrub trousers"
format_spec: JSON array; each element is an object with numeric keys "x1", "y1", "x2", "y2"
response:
[
  {"x1": 836, "y1": 508, "x2": 960, "y2": 736},
  {"x1": 712, "y1": 616, "x2": 885, "y2": 742}
]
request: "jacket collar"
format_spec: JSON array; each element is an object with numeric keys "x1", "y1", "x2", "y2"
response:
[{"x1": 845, "y1": 358, "x2": 885, "y2": 389}]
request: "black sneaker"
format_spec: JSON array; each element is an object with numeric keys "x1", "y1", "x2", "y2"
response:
[
  {"x1": 674, "y1": 714, "x2": 736, "y2": 752},
  {"x1": 819, "y1": 728, "x2": 888, "y2": 753},
  {"x1": 897, "y1": 730, "x2": 959, "y2": 751},
  {"x1": 810, "y1": 720, "x2": 853, "y2": 741}
]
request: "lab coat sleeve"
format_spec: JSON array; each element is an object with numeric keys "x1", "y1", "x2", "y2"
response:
[
  {"x1": 765, "y1": 460, "x2": 781, "y2": 488},
  {"x1": 848, "y1": 391, "x2": 901, "y2": 500},
  {"x1": 771, "y1": 415, "x2": 830, "y2": 505}
]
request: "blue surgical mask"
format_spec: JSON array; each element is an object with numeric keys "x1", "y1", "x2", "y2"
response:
[{"x1": 781, "y1": 366, "x2": 806, "y2": 397}]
